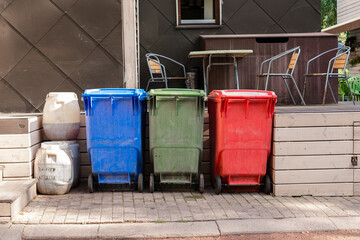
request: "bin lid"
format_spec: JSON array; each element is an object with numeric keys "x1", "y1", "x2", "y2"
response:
[
  {"x1": 47, "y1": 92, "x2": 78, "y2": 100},
  {"x1": 208, "y1": 90, "x2": 277, "y2": 101},
  {"x1": 41, "y1": 141, "x2": 70, "y2": 150},
  {"x1": 148, "y1": 88, "x2": 206, "y2": 97},
  {"x1": 82, "y1": 88, "x2": 147, "y2": 100}
]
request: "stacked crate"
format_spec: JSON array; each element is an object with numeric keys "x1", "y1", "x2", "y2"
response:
[
  {"x1": 0, "y1": 115, "x2": 42, "y2": 180},
  {"x1": 78, "y1": 114, "x2": 90, "y2": 182},
  {"x1": 78, "y1": 112, "x2": 212, "y2": 186},
  {"x1": 270, "y1": 110, "x2": 360, "y2": 196}
]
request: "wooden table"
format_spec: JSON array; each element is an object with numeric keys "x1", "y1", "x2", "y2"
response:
[{"x1": 188, "y1": 50, "x2": 253, "y2": 95}]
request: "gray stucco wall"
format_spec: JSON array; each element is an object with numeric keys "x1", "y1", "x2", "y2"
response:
[{"x1": 139, "y1": 0, "x2": 321, "y2": 89}]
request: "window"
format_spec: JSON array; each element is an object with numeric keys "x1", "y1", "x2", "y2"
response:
[{"x1": 176, "y1": 0, "x2": 221, "y2": 26}]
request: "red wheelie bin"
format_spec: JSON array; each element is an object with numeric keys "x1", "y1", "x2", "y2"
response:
[{"x1": 208, "y1": 90, "x2": 277, "y2": 194}]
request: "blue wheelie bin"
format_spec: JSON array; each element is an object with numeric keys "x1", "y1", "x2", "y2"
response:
[{"x1": 82, "y1": 89, "x2": 147, "y2": 193}]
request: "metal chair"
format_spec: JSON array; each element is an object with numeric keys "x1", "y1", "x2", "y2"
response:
[
  {"x1": 145, "y1": 53, "x2": 188, "y2": 91},
  {"x1": 257, "y1": 46, "x2": 305, "y2": 105},
  {"x1": 302, "y1": 46, "x2": 354, "y2": 105}
]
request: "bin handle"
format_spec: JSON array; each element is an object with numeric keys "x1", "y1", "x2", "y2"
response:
[
  {"x1": 221, "y1": 98, "x2": 272, "y2": 119},
  {"x1": 110, "y1": 96, "x2": 127, "y2": 116},
  {"x1": 88, "y1": 97, "x2": 107, "y2": 116}
]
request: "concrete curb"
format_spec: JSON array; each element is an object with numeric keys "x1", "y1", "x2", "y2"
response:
[
  {"x1": 22, "y1": 222, "x2": 219, "y2": 240},
  {"x1": 217, "y1": 218, "x2": 337, "y2": 235},
  {"x1": 6, "y1": 217, "x2": 360, "y2": 239}
]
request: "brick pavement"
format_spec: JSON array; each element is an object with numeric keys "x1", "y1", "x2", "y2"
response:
[{"x1": 12, "y1": 184, "x2": 360, "y2": 224}]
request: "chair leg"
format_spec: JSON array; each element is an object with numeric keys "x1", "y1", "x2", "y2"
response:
[
  {"x1": 326, "y1": 81, "x2": 337, "y2": 104},
  {"x1": 283, "y1": 77, "x2": 296, "y2": 105},
  {"x1": 345, "y1": 76, "x2": 356, "y2": 105},
  {"x1": 322, "y1": 75, "x2": 330, "y2": 104},
  {"x1": 290, "y1": 76, "x2": 306, "y2": 105},
  {"x1": 265, "y1": 75, "x2": 270, "y2": 91},
  {"x1": 146, "y1": 79, "x2": 151, "y2": 91},
  {"x1": 257, "y1": 77, "x2": 260, "y2": 90},
  {"x1": 302, "y1": 76, "x2": 307, "y2": 98},
  {"x1": 165, "y1": 78, "x2": 168, "y2": 88}
]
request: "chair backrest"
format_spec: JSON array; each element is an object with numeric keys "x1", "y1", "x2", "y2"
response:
[
  {"x1": 286, "y1": 47, "x2": 301, "y2": 74},
  {"x1": 148, "y1": 58, "x2": 162, "y2": 74},
  {"x1": 306, "y1": 46, "x2": 351, "y2": 76},
  {"x1": 259, "y1": 46, "x2": 300, "y2": 76},
  {"x1": 288, "y1": 52, "x2": 299, "y2": 70},
  {"x1": 333, "y1": 53, "x2": 348, "y2": 70},
  {"x1": 146, "y1": 53, "x2": 167, "y2": 83},
  {"x1": 146, "y1": 53, "x2": 187, "y2": 81}
]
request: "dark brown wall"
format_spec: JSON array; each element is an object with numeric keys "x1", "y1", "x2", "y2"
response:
[
  {"x1": 139, "y1": 0, "x2": 322, "y2": 90},
  {"x1": 202, "y1": 33, "x2": 338, "y2": 104},
  {"x1": 0, "y1": 0, "x2": 123, "y2": 113}
]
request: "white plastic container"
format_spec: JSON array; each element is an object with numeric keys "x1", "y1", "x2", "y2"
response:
[
  {"x1": 43, "y1": 92, "x2": 80, "y2": 140},
  {"x1": 35, "y1": 142, "x2": 74, "y2": 195},
  {"x1": 42, "y1": 141, "x2": 80, "y2": 187}
]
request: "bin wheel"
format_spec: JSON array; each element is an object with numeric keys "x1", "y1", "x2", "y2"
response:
[
  {"x1": 88, "y1": 174, "x2": 94, "y2": 193},
  {"x1": 199, "y1": 174, "x2": 204, "y2": 193},
  {"x1": 215, "y1": 175, "x2": 221, "y2": 194},
  {"x1": 263, "y1": 175, "x2": 272, "y2": 194},
  {"x1": 138, "y1": 173, "x2": 143, "y2": 193},
  {"x1": 149, "y1": 173, "x2": 155, "y2": 193}
]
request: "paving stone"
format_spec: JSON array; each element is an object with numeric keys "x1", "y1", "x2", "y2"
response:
[
  {"x1": 52, "y1": 215, "x2": 65, "y2": 224},
  {"x1": 12, "y1": 187, "x2": 360, "y2": 225},
  {"x1": 39, "y1": 212, "x2": 55, "y2": 224}
]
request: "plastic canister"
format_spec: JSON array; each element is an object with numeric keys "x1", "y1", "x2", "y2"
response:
[
  {"x1": 43, "y1": 92, "x2": 80, "y2": 140},
  {"x1": 34, "y1": 142, "x2": 74, "y2": 195},
  {"x1": 42, "y1": 141, "x2": 80, "y2": 187}
]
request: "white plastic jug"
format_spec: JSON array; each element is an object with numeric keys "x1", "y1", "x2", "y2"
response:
[
  {"x1": 35, "y1": 142, "x2": 74, "y2": 195},
  {"x1": 43, "y1": 92, "x2": 80, "y2": 140},
  {"x1": 42, "y1": 141, "x2": 80, "y2": 187}
]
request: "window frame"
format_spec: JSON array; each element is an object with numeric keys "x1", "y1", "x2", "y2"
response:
[{"x1": 176, "y1": 0, "x2": 222, "y2": 27}]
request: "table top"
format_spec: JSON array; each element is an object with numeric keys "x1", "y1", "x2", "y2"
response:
[{"x1": 188, "y1": 49, "x2": 253, "y2": 58}]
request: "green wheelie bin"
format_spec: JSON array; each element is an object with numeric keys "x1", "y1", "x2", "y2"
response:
[{"x1": 148, "y1": 89, "x2": 206, "y2": 192}]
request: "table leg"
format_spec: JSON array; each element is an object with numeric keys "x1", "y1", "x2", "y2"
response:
[
  {"x1": 202, "y1": 57, "x2": 207, "y2": 95},
  {"x1": 233, "y1": 55, "x2": 239, "y2": 89},
  {"x1": 206, "y1": 55, "x2": 213, "y2": 96}
]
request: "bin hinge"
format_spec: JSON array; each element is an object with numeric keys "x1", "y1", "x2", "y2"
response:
[
  {"x1": 175, "y1": 96, "x2": 179, "y2": 116},
  {"x1": 132, "y1": 96, "x2": 138, "y2": 116},
  {"x1": 151, "y1": 97, "x2": 157, "y2": 116},
  {"x1": 352, "y1": 156, "x2": 358, "y2": 166},
  {"x1": 110, "y1": 97, "x2": 115, "y2": 116},
  {"x1": 220, "y1": 98, "x2": 228, "y2": 117}
]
